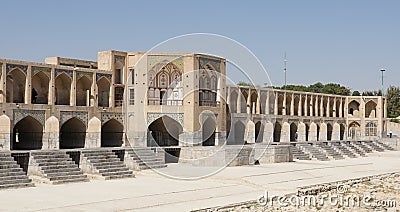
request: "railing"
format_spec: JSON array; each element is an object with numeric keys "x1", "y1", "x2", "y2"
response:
[
  {"x1": 199, "y1": 100, "x2": 220, "y2": 107},
  {"x1": 60, "y1": 132, "x2": 86, "y2": 149},
  {"x1": 147, "y1": 99, "x2": 183, "y2": 106}
]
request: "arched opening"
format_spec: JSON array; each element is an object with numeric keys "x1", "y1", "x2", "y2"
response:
[
  {"x1": 365, "y1": 122, "x2": 377, "y2": 137},
  {"x1": 348, "y1": 121, "x2": 360, "y2": 140},
  {"x1": 329, "y1": 98, "x2": 334, "y2": 117},
  {"x1": 76, "y1": 76, "x2": 91, "y2": 106},
  {"x1": 250, "y1": 92, "x2": 258, "y2": 114},
  {"x1": 293, "y1": 96, "x2": 300, "y2": 116},
  {"x1": 286, "y1": 94, "x2": 292, "y2": 115},
  {"x1": 269, "y1": 93, "x2": 276, "y2": 114},
  {"x1": 147, "y1": 116, "x2": 182, "y2": 147},
  {"x1": 114, "y1": 61, "x2": 124, "y2": 84},
  {"x1": 240, "y1": 89, "x2": 248, "y2": 113},
  {"x1": 255, "y1": 121, "x2": 264, "y2": 143},
  {"x1": 60, "y1": 118, "x2": 86, "y2": 149},
  {"x1": 229, "y1": 90, "x2": 238, "y2": 114},
  {"x1": 316, "y1": 124, "x2": 320, "y2": 141},
  {"x1": 233, "y1": 121, "x2": 245, "y2": 145},
  {"x1": 273, "y1": 122, "x2": 281, "y2": 142},
  {"x1": 97, "y1": 77, "x2": 110, "y2": 107},
  {"x1": 202, "y1": 117, "x2": 216, "y2": 146},
  {"x1": 12, "y1": 116, "x2": 43, "y2": 150},
  {"x1": 290, "y1": 123, "x2": 298, "y2": 142},
  {"x1": 348, "y1": 100, "x2": 360, "y2": 117},
  {"x1": 55, "y1": 73, "x2": 71, "y2": 105},
  {"x1": 340, "y1": 124, "x2": 345, "y2": 140},
  {"x1": 322, "y1": 97, "x2": 328, "y2": 117},
  {"x1": 305, "y1": 124, "x2": 310, "y2": 141},
  {"x1": 306, "y1": 98, "x2": 311, "y2": 116},
  {"x1": 101, "y1": 119, "x2": 123, "y2": 147},
  {"x1": 6, "y1": 68, "x2": 26, "y2": 103},
  {"x1": 365, "y1": 101, "x2": 377, "y2": 118},
  {"x1": 327, "y1": 123, "x2": 333, "y2": 141},
  {"x1": 336, "y1": 100, "x2": 341, "y2": 117},
  {"x1": 31, "y1": 71, "x2": 49, "y2": 104},
  {"x1": 277, "y1": 95, "x2": 284, "y2": 115},
  {"x1": 259, "y1": 93, "x2": 267, "y2": 114}
]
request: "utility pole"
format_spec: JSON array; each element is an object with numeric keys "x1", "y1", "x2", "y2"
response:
[
  {"x1": 380, "y1": 69, "x2": 385, "y2": 96},
  {"x1": 284, "y1": 52, "x2": 287, "y2": 87}
]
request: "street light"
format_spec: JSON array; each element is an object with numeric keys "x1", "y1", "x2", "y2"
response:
[{"x1": 380, "y1": 69, "x2": 385, "y2": 96}]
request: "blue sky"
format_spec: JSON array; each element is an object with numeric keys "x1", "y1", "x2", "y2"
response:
[{"x1": 0, "y1": 0, "x2": 399, "y2": 92}]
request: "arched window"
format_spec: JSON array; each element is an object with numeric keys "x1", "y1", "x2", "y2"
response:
[{"x1": 157, "y1": 71, "x2": 169, "y2": 88}]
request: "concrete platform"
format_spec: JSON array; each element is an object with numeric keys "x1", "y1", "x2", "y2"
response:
[{"x1": 0, "y1": 151, "x2": 400, "y2": 211}]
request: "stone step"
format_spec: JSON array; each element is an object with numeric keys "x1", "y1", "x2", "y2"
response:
[
  {"x1": 0, "y1": 170, "x2": 26, "y2": 178},
  {"x1": 97, "y1": 167, "x2": 131, "y2": 174},
  {"x1": 39, "y1": 164, "x2": 78, "y2": 170},
  {"x1": 375, "y1": 141, "x2": 395, "y2": 151},
  {"x1": 51, "y1": 176, "x2": 89, "y2": 185},
  {"x1": 100, "y1": 170, "x2": 133, "y2": 177},
  {"x1": 34, "y1": 157, "x2": 73, "y2": 163},
  {"x1": 0, "y1": 167, "x2": 24, "y2": 174},
  {"x1": 38, "y1": 161, "x2": 76, "y2": 166},
  {"x1": 41, "y1": 167, "x2": 81, "y2": 174},
  {"x1": 87, "y1": 158, "x2": 121, "y2": 163},
  {"x1": 0, "y1": 164, "x2": 21, "y2": 169},
  {"x1": 0, "y1": 174, "x2": 31, "y2": 182},
  {"x1": 48, "y1": 174, "x2": 88, "y2": 181},
  {"x1": 0, "y1": 178, "x2": 31, "y2": 186},
  {"x1": 92, "y1": 164, "x2": 127, "y2": 170},
  {"x1": 45, "y1": 170, "x2": 85, "y2": 178}
]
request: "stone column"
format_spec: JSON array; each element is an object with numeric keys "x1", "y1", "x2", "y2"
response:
[
  {"x1": 256, "y1": 90, "x2": 260, "y2": 114},
  {"x1": 298, "y1": 95, "x2": 302, "y2": 116},
  {"x1": 70, "y1": 70, "x2": 76, "y2": 106},
  {"x1": 309, "y1": 95, "x2": 313, "y2": 116},
  {"x1": 339, "y1": 99, "x2": 343, "y2": 118},
  {"x1": 290, "y1": 93, "x2": 294, "y2": 116},
  {"x1": 315, "y1": 96, "x2": 319, "y2": 117},
  {"x1": 24, "y1": 66, "x2": 32, "y2": 104},
  {"x1": 226, "y1": 86, "x2": 231, "y2": 109},
  {"x1": 91, "y1": 73, "x2": 96, "y2": 107},
  {"x1": 0, "y1": 63, "x2": 6, "y2": 103},
  {"x1": 48, "y1": 68, "x2": 55, "y2": 105},
  {"x1": 283, "y1": 92, "x2": 287, "y2": 115},
  {"x1": 265, "y1": 91, "x2": 270, "y2": 115},
  {"x1": 326, "y1": 97, "x2": 330, "y2": 117},
  {"x1": 320, "y1": 96, "x2": 324, "y2": 117},
  {"x1": 333, "y1": 98, "x2": 337, "y2": 117},
  {"x1": 274, "y1": 92, "x2": 278, "y2": 115},
  {"x1": 304, "y1": 95, "x2": 308, "y2": 116},
  {"x1": 237, "y1": 90, "x2": 241, "y2": 113},
  {"x1": 247, "y1": 88, "x2": 251, "y2": 114}
]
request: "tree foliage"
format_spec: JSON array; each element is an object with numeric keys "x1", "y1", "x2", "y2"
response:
[
  {"x1": 237, "y1": 81, "x2": 254, "y2": 87},
  {"x1": 362, "y1": 90, "x2": 382, "y2": 96},
  {"x1": 352, "y1": 90, "x2": 360, "y2": 96},
  {"x1": 387, "y1": 86, "x2": 400, "y2": 118},
  {"x1": 276, "y1": 82, "x2": 351, "y2": 95}
]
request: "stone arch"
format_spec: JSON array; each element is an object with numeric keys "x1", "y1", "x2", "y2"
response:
[
  {"x1": 336, "y1": 99, "x2": 341, "y2": 117},
  {"x1": 332, "y1": 122, "x2": 340, "y2": 140},
  {"x1": 97, "y1": 77, "x2": 111, "y2": 107},
  {"x1": 229, "y1": 89, "x2": 238, "y2": 114},
  {"x1": 12, "y1": 116, "x2": 43, "y2": 150},
  {"x1": 147, "y1": 116, "x2": 182, "y2": 147},
  {"x1": 293, "y1": 96, "x2": 300, "y2": 116},
  {"x1": 282, "y1": 122, "x2": 290, "y2": 142},
  {"x1": 290, "y1": 122, "x2": 298, "y2": 141},
  {"x1": 76, "y1": 76, "x2": 92, "y2": 106},
  {"x1": 31, "y1": 71, "x2": 49, "y2": 104},
  {"x1": 255, "y1": 121, "x2": 263, "y2": 143},
  {"x1": 273, "y1": 122, "x2": 281, "y2": 142},
  {"x1": 6, "y1": 68, "x2": 26, "y2": 103},
  {"x1": 0, "y1": 115, "x2": 11, "y2": 150},
  {"x1": 309, "y1": 122, "x2": 318, "y2": 141},
  {"x1": 60, "y1": 117, "x2": 86, "y2": 149},
  {"x1": 297, "y1": 122, "x2": 306, "y2": 141},
  {"x1": 240, "y1": 89, "x2": 248, "y2": 113},
  {"x1": 329, "y1": 98, "x2": 334, "y2": 117},
  {"x1": 285, "y1": 94, "x2": 292, "y2": 115},
  {"x1": 327, "y1": 123, "x2": 333, "y2": 141},
  {"x1": 348, "y1": 121, "x2": 361, "y2": 140},
  {"x1": 348, "y1": 100, "x2": 360, "y2": 117},
  {"x1": 202, "y1": 117, "x2": 216, "y2": 146},
  {"x1": 340, "y1": 123, "x2": 345, "y2": 140},
  {"x1": 319, "y1": 123, "x2": 327, "y2": 141},
  {"x1": 277, "y1": 94, "x2": 284, "y2": 115},
  {"x1": 102, "y1": 118, "x2": 123, "y2": 147},
  {"x1": 250, "y1": 91, "x2": 258, "y2": 114},
  {"x1": 55, "y1": 73, "x2": 71, "y2": 105},
  {"x1": 322, "y1": 97, "x2": 328, "y2": 117},
  {"x1": 365, "y1": 100, "x2": 377, "y2": 118}
]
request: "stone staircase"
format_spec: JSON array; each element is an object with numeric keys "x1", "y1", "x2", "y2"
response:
[
  {"x1": 345, "y1": 142, "x2": 367, "y2": 157},
  {"x1": 353, "y1": 142, "x2": 373, "y2": 153},
  {"x1": 315, "y1": 143, "x2": 344, "y2": 160},
  {"x1": 81, "y1": 150, "x2": 134, "y2": 180},
  {"x1": 297, "y1": 143, "x2": 329, "y2": 161},
  {"x1": 125, "y1": 147, "x2": 167, "y2": 170},
  {"x1": 364, "y1": 141, "x2": 385, "y2": 152},
  {"x1": 330, "y1": 142, "x2": 358, "y2": 158},
  {"x1": 30, "y1": 151, "x2": 88, "y2": 184},
  {"x1": 374, "y1": 141, "x2": 396, "y2": 151},
  {"x1": 0, "y1": 152, "x2": 33, "y2": 189},
  {"x1": 289, "y1": 146, "x2": 311, "y2": 160}
]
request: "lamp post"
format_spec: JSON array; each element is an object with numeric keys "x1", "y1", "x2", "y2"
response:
[{"x1": 380, "y1": 69, "x2": 385, "y2": 96}]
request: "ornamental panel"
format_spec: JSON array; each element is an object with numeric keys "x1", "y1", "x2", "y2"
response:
[
  {"x1": 32, "y1": 66, "x2": 51, "y2": 79},
  {"x1": 101, "y1": 112, "x2": 123, "y2": 125},
  {"x1": 147, "y1": 112, "x2": 184, "y2": 127},
  {"x1": 13, "y1": 109, "x2": 45, "y2": 126},
  {"x1": 96, "y1": 73, "x2": 112, "y2": 82},
  {"x1": 6, "y1": 64, "x2": 27, "y2": 75},
  {"x1": 199, "y1": 57, "x2": 221, "y2": 73},
  {"x1": 147, "y1": 55, "x2": 184, "y2": 72},
  {"x1": 55, "y1": 69, "x2": 73, "y2": 79},
  {"x1": 60, "y1": 111, "x2": 88, "y2": 126}
]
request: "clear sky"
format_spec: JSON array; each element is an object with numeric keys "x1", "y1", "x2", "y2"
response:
[{"x1": 0, "y1": 0, "x2": 399, "y2": 92}]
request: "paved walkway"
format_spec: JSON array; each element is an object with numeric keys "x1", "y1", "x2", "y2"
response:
[{"x1": 1, "y1": 151, "x2": 400, "y2": 211}]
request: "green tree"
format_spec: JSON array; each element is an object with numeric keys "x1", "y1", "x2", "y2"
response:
[
  {"x1": 352, "y1": 90, "x2": 360, "y2": 96},
  {"x1": 386, "y1": 86, "x2": 400, "y2": 118},
  {"x1": 237, "y1": 81, "x2": 254, "y2": 87},
  {"x1": 362, "y1": 90, "x2": 382, "y2": 96}
]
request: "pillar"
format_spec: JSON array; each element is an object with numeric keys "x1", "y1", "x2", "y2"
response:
[
  {"x1": 333, "y1": 97, "x2": 337, "y2": 117},
  {"x1": 283, "y1": 92, "x2": 287, "y2": 115},
  {"x1": 339, "y1": 98, "x2": 343, "y2": 118},
  {"x1": 70, "y1": 70, "x2": 76, "y2": 106},
  {"x1": 304, "y1": 95, "x2": 308, "y2": 116},
  {"x1": 320, "y1": 96, "x2": 324, "y2": 117},
  {"x1": 274, "y1": 92, "x2": 278, "y2": 115},
  {"x1": 237, "y1": 90, "x2": 241, "y2": 113},
  {"x1": 309, "y1": 95, "x2": 313, "y2": 116},
  {"x1": 256, "y1": 90, "x2": 260, "y2": 114},
  {"x1": 326, "y1": 98, "x2": 330, "y2": 117},
  {"x1": 48, "y1": 68, "x2": 55, "y2": 105},
  {"x1": 298, "y1": 95, "x2": 302, "y2": 116},
  {"x1": 24, "y1": 66, "x2": 32, "y2": 104},
  {"x1": 315, "y1": 96, "x2": 319, "y2": 117},
  {"x1": 247, "y1": 88, "x2": 251, "y2": 114},
  {"x1": 290, "y1": 93, "x2": 294, "y2": 116},
  {"x1": 265, "y1": 91, "x2": 270, "y2": 115}
]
